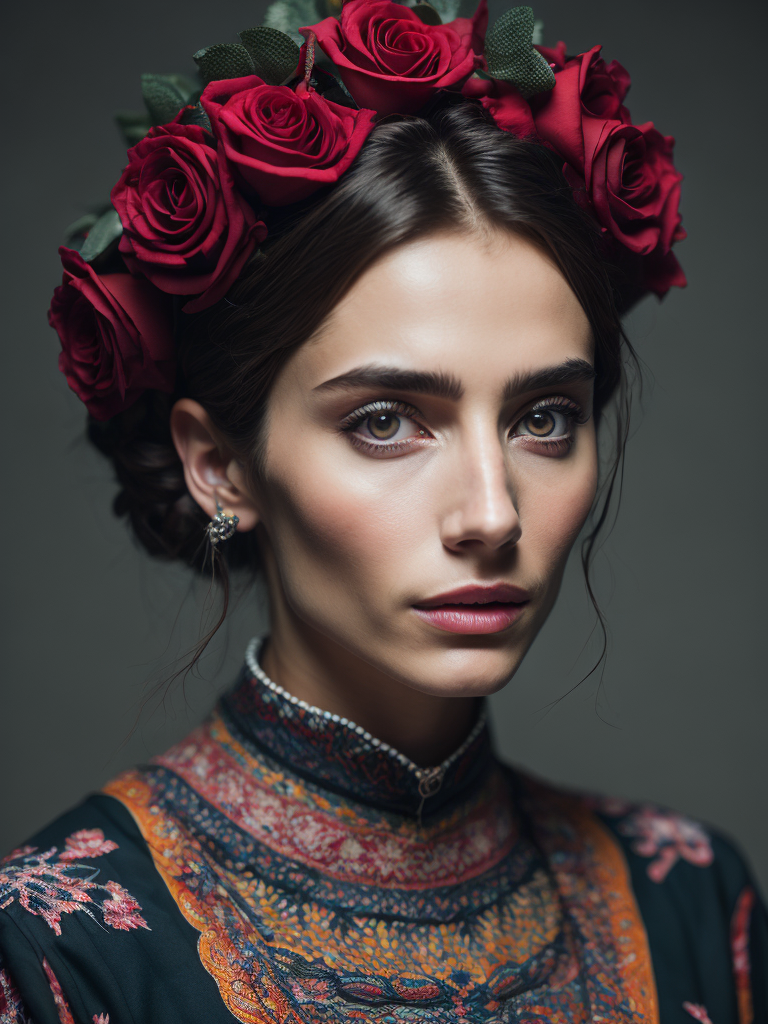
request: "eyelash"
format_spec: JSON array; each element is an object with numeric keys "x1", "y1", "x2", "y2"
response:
[
  {"x1": 340, "y1": 400, "x2": 428, "y2": 455},
  {"x1": 340, "y1": 396, "x2": 587, "y2": 457},
  {"x1": 511, "y1": 396, "x2": 586, "y2": 456}
]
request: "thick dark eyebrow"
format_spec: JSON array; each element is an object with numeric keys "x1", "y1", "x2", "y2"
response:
[
  {"x1": 313, "y1": 365, "x2": 463, "y2": 400},
  {"x1": 313, "y1": 357, "x2": 595, "y2": 402},
  {"x1": 501, "y1": 358, "x2": 596, "y2": 402}
]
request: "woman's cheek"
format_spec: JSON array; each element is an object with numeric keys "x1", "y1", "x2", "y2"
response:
[
  {"x1": 261, "y1": 441, "x2": 424, "y2": 599},
  {"x1": 516, "y1": 439, "x2": 598, "y2": 569}
]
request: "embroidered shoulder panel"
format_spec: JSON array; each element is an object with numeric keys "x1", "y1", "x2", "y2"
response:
[{"x1": 105, "y1": 714, "x2": 658, "y2": 1024}]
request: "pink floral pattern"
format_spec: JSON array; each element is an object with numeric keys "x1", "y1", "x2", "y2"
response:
[
  {"x1": 0, "y1": 831, "x2": 150, "y2": 936},
  {"x1": 591, "y1": 798, "x2": 714, "y2": 882},
  {"x1": 59, "y1": 829, "x2": 118, "y2": 863},
  {"x1": 0, "y1": 965, "x2": 31, "y2": 1024},
  {"x1": 683, "y1": 1003, "x2": 713, "y2": 1023}
]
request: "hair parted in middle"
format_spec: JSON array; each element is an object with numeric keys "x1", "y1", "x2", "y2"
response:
[{"x1": 90, "y1": 102, "x2": 633, "y2": 579}]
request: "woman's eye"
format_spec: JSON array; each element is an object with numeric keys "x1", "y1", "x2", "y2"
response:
[
  {"x1": 515, "y1": 408, "x2": 572, "y2": 439},
  {"x1": 361, "y1": 411, "x2": 419, "y2": 442},
  {"x1": 341, "y1": 401, "x2": 428, "y2": 454}
]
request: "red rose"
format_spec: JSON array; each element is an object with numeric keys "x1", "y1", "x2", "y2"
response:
[
  {"x1": 535, "y1": 41, "x2": 568, "y2": 73},
  {"x1": 111, "y1": 122, "x2": 266, "y2": 314},
  {"x1": 200, "y1": 76, "x2": 377, "y2": 206},
  {"x1": 49, "y1": 248, "x2": 175, "y2": 420},
  {"x1": 463, "y1": 77, "x2": 535, "y2": 138},
  {"x1": 307, "y1": 0, "x2": 488, "y2": 116},
  {"x1": 637, "y1": 246, "x2": 687, "y2": 299},
  {"x1": 532, "y1": 45, "x2": 632, "y2": 171},
  {"x1": 564, "y1": 119, "x2": 683, "y2": 257}
]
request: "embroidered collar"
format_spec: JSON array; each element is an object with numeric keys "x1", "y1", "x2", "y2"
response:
[{"x1": 218, "y1": 637, "x2": 495, "y2": 818}]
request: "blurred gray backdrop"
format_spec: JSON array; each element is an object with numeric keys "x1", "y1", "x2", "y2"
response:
[{"x1": 2, "y1": 0, "x2": 766, "y2": 895}]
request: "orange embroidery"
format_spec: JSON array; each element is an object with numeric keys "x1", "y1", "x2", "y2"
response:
[
  {"x1": 104, "y1": 718, "x2": 658, "y2": 1024},
  {"x1": 522, "y1": 779, "x2": 660, "y2": 1024}
]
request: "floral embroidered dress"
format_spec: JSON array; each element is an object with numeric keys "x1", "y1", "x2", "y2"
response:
[{"x1": 1, "y1": 642, "x2": 765, "y2": 1024}]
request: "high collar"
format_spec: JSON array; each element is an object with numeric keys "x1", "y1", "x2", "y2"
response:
[{"x1": 218, "y1": 637, "x2": 496, "y2": 819}]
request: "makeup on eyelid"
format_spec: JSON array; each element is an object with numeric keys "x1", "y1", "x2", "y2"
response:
[{"x1": 339, "y1": 395, "x2": 587, "y2": 456}]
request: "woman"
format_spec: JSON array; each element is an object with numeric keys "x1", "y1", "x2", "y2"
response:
[{"x1": 0, "y1": 1, "x2": 764, "y2": 1021}]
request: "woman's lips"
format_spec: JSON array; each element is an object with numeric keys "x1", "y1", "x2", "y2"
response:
[
  {"x1": 412, "y1": 584, "x2": 530, "y2": 635},
  {"x1": 413, "y1": 602, "x2": 526, "y2": 634}
]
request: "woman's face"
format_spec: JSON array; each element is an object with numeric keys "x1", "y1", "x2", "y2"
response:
[{"x1": 253, "y1": 230, "x2": 598, "y2": 698}]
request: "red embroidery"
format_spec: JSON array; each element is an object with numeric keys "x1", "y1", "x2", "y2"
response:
[
  {"x1": 155, "y1": 721, "x2": 519, "y2": 889},
  {"x1": 731, "y1": 886, "x2": 755, "y2": 1024},
  {"x1": 0, "y1": 832, "x2": 149, "y2": 936},
  {"x1": 683, "y1": 1003, "x2": 713, "y2": 1023},
  {"x1": 591, "y1": 799, "x2": 714, "y2": 882},
  {"x1": 0, "y1": 965, "x2": 30, "y2": 1024},
  {"x1": 59, "y1": 829, "x2": 118, "y2": 863},
  {"x1": 42, "y1": 959, "x2": 75, "y2": 1024}
]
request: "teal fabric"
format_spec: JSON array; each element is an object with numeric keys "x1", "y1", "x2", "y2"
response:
[{"x1": 1, "y1": 667, "x2": 765, "y2": 1022}]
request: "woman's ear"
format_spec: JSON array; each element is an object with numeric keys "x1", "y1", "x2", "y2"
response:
[{"x1": 170, "y1": 398, "x2": 260, "y2": 532}]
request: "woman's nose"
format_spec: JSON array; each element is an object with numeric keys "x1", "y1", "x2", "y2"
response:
[{"x1": 439, "y1": 433, "x2": 522, "y2": 553}]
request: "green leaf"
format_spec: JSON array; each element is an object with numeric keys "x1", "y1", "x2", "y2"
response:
[
  {"x1": 115, "y1": 111, "x2": 152, "y2": 148},
  {"x1": 484, "y1": 6, "x2": 555, "y2": 99},
  {"x1": 411, "y1": 2, "x2": 442, "y2": 24},
  {"x1": 63, "y1": 213, "x2": 100, "y2": 249},
  {"x1": 193, "y1": 43, "x2": 255, "y2": 85},
  {"x1": 414, "y1": 0, "x2": 460, "y2": 21},
  {"x1": 176, "y1": 102, "x2": 212, "y2": 133},
  {"x1": 239, "y1": 26, "x2": 301, "y2": 85},
  {"x1": 141, "y1": 73, "x2": 199, "y2": 125},
  {"x1": 78, "y1": 209, "x2": 123, "y2": 263},
  {"x1": 263, "y1": 0, "x2": 323, "y2": 45},
  {"x1": 308, "y1": 65, "x2": 358, "y2": 108}
]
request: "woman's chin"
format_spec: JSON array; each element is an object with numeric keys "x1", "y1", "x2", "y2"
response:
[{"x1": 386, "y1": 643, "x2": 527, "y2": 700}]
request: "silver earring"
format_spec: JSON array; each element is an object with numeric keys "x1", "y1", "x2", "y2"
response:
[{"x1": 206, "y1": 496, "x2": 239, "y2": 546}]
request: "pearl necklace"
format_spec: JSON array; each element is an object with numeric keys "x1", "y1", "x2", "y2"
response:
[{"x1": 245, "y1": 636, "x2": 487, "y2": 802}]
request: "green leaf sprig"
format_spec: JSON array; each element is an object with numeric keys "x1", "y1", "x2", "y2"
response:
[{"x1": 484, "y1": 6, "x2": 555, "y2": 99}]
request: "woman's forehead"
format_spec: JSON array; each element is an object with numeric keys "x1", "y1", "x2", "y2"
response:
[{"x1": 295, "y1": 232, "x2": 593, "y2": 393}]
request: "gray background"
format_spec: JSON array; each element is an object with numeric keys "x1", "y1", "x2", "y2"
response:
[{"x1": 2, "y1": 0, "x2": 766, "y2": 895}]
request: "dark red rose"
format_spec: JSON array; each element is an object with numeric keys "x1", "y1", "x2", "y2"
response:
[
  {"x1": 535, "y1": 41, "x2": 568, "y2": 72},
  {"x1": 200, "y1": 75, "x2": 377, "y2": 206},
  {"x1": 307, "y1": 0, "x2": 488, "y2": 116},
  {"x1": 532, "y1": 45, "x2": 632, "y2": 171},
  {"x1": 111, "y1": 122, "x2": 266, "y2": 314},
  {"x1": 49, "y1": 248, "x2": 175, "y2": 420},
  {"x1": 607, "y1": 237, "x2": 687, "y2": 303},
  {"x1": 463, "y1": 77, "x2": 535, "y2": 138},
  {"x1": 638, "y1": 246, "x2": 687, "y2": 298},
  {"x1": 563, "y1": 119, "x2": 684, "y2": 257}
]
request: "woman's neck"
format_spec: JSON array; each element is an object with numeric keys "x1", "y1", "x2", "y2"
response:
[{"x1": 259, "y1": 626, "x2": 479, "y2": 768}]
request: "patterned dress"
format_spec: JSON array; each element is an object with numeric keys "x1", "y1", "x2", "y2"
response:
[{"x1": 1, "y1": 642, "x2": 765, "y2": 1023}]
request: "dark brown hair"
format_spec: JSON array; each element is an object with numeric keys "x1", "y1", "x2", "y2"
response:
[{"x1": 89, "y1": 101, "x2": 637, "y2": 672}]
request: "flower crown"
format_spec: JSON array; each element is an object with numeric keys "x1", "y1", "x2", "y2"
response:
[{"x1": 48, "y1": 0, "x2": 685, "y2": 421}]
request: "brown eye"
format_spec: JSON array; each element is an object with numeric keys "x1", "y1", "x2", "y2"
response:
[
  {"x1": 368, "y1": 412, "x2": 400, "y2": 439},
  {"x1": 514, "y1": 406, "x2": 574, "y2": 441},
  {"x1": 524, "y1": 411, "x2": 557, "y2": 437}
]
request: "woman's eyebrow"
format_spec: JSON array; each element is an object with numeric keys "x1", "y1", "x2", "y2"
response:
[
  {"x1": 502, "y1": 358, "x2": 596, "y2": 401},
  {"x1": 313, "y1": 365, "x2": 463, "y2": 399},
  {"x1": 313, "y1": 357, "x2": 595, "y2": 401}
]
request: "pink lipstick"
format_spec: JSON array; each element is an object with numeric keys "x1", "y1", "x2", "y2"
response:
[{"x1": 413, "y1": 584, "x2": 530, "y2": 635}]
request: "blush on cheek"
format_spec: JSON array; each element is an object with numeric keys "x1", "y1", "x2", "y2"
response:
[{"x1": 259, "y1": 450, "x2": 420, "y2": 632}]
